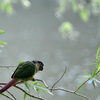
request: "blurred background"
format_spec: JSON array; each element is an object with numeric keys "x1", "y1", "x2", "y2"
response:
[{"x1": 0, "y1": 0, "x2": 100, "y2": 100}]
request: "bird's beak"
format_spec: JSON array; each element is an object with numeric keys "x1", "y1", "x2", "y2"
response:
[{"x1": 39, "y1": 66, "x2": 43, "y2": 71}]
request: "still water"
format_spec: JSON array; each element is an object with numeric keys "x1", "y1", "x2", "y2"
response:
[{"x1": 0, "y1": 0, "x2": 100, "y2": 100}]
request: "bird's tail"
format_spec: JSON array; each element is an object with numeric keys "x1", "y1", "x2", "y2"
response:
[{"x1": 0, "y1": 79, "x2": 18, "y2": 93}]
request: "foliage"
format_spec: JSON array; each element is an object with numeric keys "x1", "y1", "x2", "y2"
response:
[
  {"x1": 57, "y1": 0, "x2": 100, "y2": 21},
  {"x1": 0, "y1": 41, "x2": 7, "y2": 45},
  {"x1": 84, "y1": 46, "x2": 100, "y2": 88},
  {"x1": 0, "y1": 0, "x2": 31, "y2": 14},
  {"x1": 56, "y1": 0, "x2": 100, "y2": 39},
  {"x1": 59, "y1": 22, "x2": 79, "y2": 40},
  {"x1": 24, "y1": 81, "x2": 53, "y2": 100},
  {"x1": 0, "y1": 30, "x2": 7, "y2": 46},
  {"x1": 0, "y1": 30, "x2": 5, "y2": 34},
  {"x1": 1, "y1": 47, "x2": 100, "y2": 100}
]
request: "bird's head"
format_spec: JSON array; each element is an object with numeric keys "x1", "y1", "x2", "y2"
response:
[{"x1": 32, "y1": 60, "x2": 44, "y2": 71}]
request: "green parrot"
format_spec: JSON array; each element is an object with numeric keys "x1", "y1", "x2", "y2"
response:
[{"x1": 0, "y1": 60, "x2": 44, "y2": 93}]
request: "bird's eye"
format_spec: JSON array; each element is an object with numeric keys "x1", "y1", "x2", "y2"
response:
[{"x1": 40, "y1": 64, "x2": 42, "y2": 67}]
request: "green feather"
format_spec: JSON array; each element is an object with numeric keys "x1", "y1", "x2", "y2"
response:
[{"x1": 11, "y1": 61, "x2": 36, "y2": 80}]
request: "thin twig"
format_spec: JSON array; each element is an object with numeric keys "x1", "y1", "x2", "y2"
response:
[
  {"x1": 1, "y1": 93, "x2": 13, "y2": 100},
  {"x1": 0, "y1": 83, "x2": 7, "y2": 85},
  {"x1": 13, "y1": 85, "x2": 44, "y2": 100},
  {"x1": 0, "y1": 84, "x2": 16, "y2": 100},
  {"x1": 0, "y1": 67, "x2": 96, "y2": 100},
  {"x1": 7, "y1": 90, "x2": 16, "y2": 100},
  {"x1": 52, "y1": 88, "x2": 91, "y2": 100},
  {"x1": 0, "y1": 83, "x2": 44, "y2": 100},
  {"x1": 0, "y1": 66, "x2": 16, "y2": 71},
  {"x1": 0, "y1": 66, "x2": 16, "y2": 67},
  {"x1": 0, "y1": 82, "x2": 91, "y2": 100},
  {"x1": 51, "y1": 66, "x2": 67, "y2": 90},
  {"x1": 74, "y1": 78, "x2": 90, "y2": 93},
  {"x1": 34, "y1": 79, "x2": 49, "y2": 89},
  {"x1": 74, "y1": 69, "x2": 100, "y2": 93}
]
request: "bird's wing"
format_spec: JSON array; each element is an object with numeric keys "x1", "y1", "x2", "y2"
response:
[
  {"x1": 11, "y1": 61, "x2": 25, "y2": 78},
  {"x1": 11, "y1": 61, "x2": 36, "y2": 80}
]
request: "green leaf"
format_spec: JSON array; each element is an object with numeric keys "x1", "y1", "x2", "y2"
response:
[
  {"x1": 94, "y1": 78, "x2": 100, "y2": 84},
  {"x1": 89, "y1": 63, "x2": 97, "y2": 65},
  {"x1": 98, "y1": 63, "x2": 100, "y2": 71},
  {"x1": 6, "y1": 4, "x2": 12, "y2": 14},
  {"x1": 24, "y1": 82, "x2": 30, "y2": 92},
  {"x1": 72, "y1": 2, "x2": 78, "y2": 11},
  {"x1": 36, "y1": 87, "x2": 40, "y2": 93},
  {"x1": 24, "y1": 93, "x2": 27, "y2": 100},
  {"x1": 19, "y1": 60, "x2": 21, "y2": 64},
  {"x1": 96, "y1": 47, "x2": 100, "y2": 59},
  {"x1": 0, "y1": 41, "x2": 7, "y2": 45},
  {"x1": 80, "y1": 9, "x2": 88, "y2": 21},
  {"x1": 37, "y1": 86, "x2": 53, "y2": 95},
  {"x1": 34, "y1": 86, "x2": 40, "y2": 94},
  {"x1": 96, "y1": 46, "x2": 100, "y2": 65},
  {"x1": 46, "y1": 89, "x2": 53, "y2": 95},
  {"x1": 84, "y1": 75, "x2": 91, "y2": 79},
  {"x1": 88, "y1": 79, "x2": 92, "y2": 84},
  {"x1": 92, "y1": 80, "x2": 97, "y2": 88},
  {"x1": 32, "y1": 81, "x2": 53, "y2": 95},
  {"x1": 41, "y1": 88, "x2": 48, "y2": 94},
  {"x1": 33, "y1": 81, "x2": 38, "y2": 85},
  {"x1": 90, "y1": 72, "x2": 93, "y2": 77},
  {"x1": 36, "y1": 84, "x2": 45, "y2": 87},
  {"x1": 21, "y1": 0, "x2": 31, "y2": 7},
  {"x1": 96, "y1": 0, "x2": 100, "y2": 7},
  {"x1": 0, "y1": 30, "x2": 5, "y2": 34},
  {"x1": 60, "y1": 22, "x2": 72, "y2": 32},
  {"x1": 92, "y1": 70, "x2": 96, "y2": 77},
  {"x1": 0, "y1": 94, "x2": 3, "y2": 96},
  {"x1": 18, "y1": 82, "x2": 23, "y2": 85},
  {"x1": 88, "y1": 78, "x2": 100, "y2": 88}
]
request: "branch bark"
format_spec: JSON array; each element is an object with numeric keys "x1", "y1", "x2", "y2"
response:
[{"x1": 0, "y1": 68, "x2": 96, "y2": 100}]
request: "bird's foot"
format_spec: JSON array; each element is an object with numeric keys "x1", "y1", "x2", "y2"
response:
[{"x1": 32, "y1": 78, "x2": 36, "y2": 81}]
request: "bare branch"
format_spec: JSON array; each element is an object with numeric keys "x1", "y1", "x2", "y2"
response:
[
  {"x1": 1, "y1": 93, "x2": 13, "y2": 100},
  {"x1": 7, "y1": 90, "x2": 16, "y2": 100},
  {"x1": 51, "y1": 66, "x2": 67, "y2": 90},
  {"x1": 0, "y1": 66, "x2": 16, "y2": 67},
  {"x1": 0, "y1": 85, "x2": 16, "y2": 100},
  {"x1": 13, "y1": 85, "x2": 44, "y2": 100},
  {"x1": 0, "y1": 67, "x2": 95, "y2": 100},
  {"x1": 33, "y1": 79, "x2": 49, "y2": 89},
  {"x1": 52, "y1": 88, "x2": 91, "y2": 100},
  {"x1": 74, "y1": 69, "x2": 100, "y2": 93},
  {"x1": 0, "y1": 81, "x2": 91, "y2": 100},
  {"x1": 0, "y1": 66, "x2": 16, "y2": 71},
  {"x1": 74, "y1": 79, "x2": 90, "y2": 93},
  {"x1": 0, "y1": 83, "x2": 44, "y2": 100}
]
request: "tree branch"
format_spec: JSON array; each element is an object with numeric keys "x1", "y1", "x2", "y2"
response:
[
  {"x1": 0, "y1": 67, "x2": 97, "y2": 100},
  {"x1": 6, "y1": 90, "x2": 16, "y2": 100},
  {"x1": 74, "y1": 69, "x2": 100, "y2": 93},
  {"x1": 1, "y1": 93, "x2": 13, "y2": 100},
  {"x1": 0, "y1": 85, "x2": 16, "y2": 100},
  {"x1": 0, "y1": 83, "x2": 44, "y2": 100},
  {"x1": 34, "y1": 79, "x2": 49, "y2": 89},
  {"x1": 13, "y1": 85, "x2": 44, "y2": 100},
  {"x1": 52, "y1": 88, "x2": 91, "y2": 100},
  {"x1": 51, "y1": 66, "x2": 67, "y2": 90},
  {"x1": 74, "y1": 78, "x2": 90, "y2": 93}
]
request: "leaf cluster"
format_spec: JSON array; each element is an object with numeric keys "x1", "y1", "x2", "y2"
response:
[
  {"x1": 85, "y1": 46, "x2": 100, "y2": 88},
  {"x1": 24, "y1": 81, "x2": 53, "y2": 100},
  {"x1": 57, "y1": 0, "x2": 100, "y2": 21},
  {"x1": 0, "y1": 0, "x2": 31, "y2": 15},
  {"x1": 0, "y1": 30, "x2": 7, "y2": 45}
]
